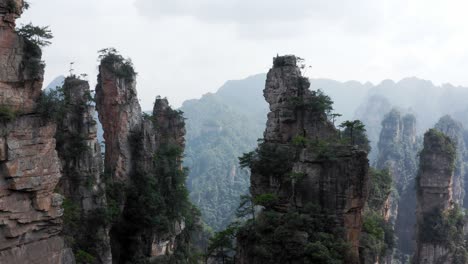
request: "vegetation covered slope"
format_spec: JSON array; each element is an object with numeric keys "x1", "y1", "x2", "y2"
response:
[{"x1": 181, "y1": 74, "x2": 267, "y2": 230}]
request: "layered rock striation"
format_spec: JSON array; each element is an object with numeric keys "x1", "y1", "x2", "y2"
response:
[
  {"x1": 0, "y1": 1, "x2": 70, "y2": 263},
  {"x1": 237, "y1": 55, "x2": 369, "y2": 264}
]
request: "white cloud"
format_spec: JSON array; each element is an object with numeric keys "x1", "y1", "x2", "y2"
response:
[
  {"x1": 16, "y1": 0, "x2": 468, "y2": 111},
  {"x1": 134, "y1": 0, "x2": 386, "y2": 38}
]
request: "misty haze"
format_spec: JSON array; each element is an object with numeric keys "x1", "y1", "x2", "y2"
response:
[{"x1": 0, "y1": 1, "x2": 467, "y2": 264}]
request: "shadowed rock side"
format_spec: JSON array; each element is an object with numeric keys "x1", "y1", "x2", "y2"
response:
[
  {"x1": 95, "y1": 57, "x2": 195, "y2": 263},
  {"x1": 236, "y1": 55, "x2": 369, "y2": 264},
  {"x1": 0, "y1": 1, "x2": 71, "y2": 263},
  {"x1": 55, "y1": 77, "x2": 111, "y2": 263},
  {"x1": 376, "y1": 109, "x2": 420, "y2": 261},
  {"x1": 413, "y1": 129, "x2": 466, "y2": 264}
]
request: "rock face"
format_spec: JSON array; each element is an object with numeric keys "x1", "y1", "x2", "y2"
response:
[
  {"x1": 0, "y1": 0, "x2": 43, "y2": 114},
  {"x1": 0, "y1": 1, "x2": 71, "y2": 263},
  {"x1": 413, "y1": 129, "x2": 456, "y2": 264},
  {"x1": 95, "y1": 59, "x2": 189, "y2": 263},
  {"x1": 95, "y1": 60, "x2": 142, "y2": 262},
  {"x1": 56, "y1": 77, "x2": 111, "y2": 263},
  {"x1": 434, "y1": 115, "x2": 466, "y2": 206},
  {"x1": 376, "y1": 109, "x2": 418, "y2": 191},
  {"x1": 375, "y1": 109, "x2": 420, "y2": 260},
  {"x1": 238, "y1": 55, "x2": 369, "y2": 264},
  {"x1": 95, "y1": 63, "x2": 142, "y2": 183}
]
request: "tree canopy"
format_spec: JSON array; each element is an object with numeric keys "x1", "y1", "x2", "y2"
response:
[{"x1": 17, "y1": 23, "x2": 53, "y2": 47}]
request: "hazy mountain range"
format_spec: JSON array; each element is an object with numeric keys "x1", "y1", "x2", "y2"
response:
[{"x1": 45, "y1": 74, "x2": 468, "y2": 230}]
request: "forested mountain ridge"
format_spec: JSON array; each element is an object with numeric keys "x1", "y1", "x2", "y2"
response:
[{"x1": 181, "y1": 74, "x2": 267, "y2": 230}]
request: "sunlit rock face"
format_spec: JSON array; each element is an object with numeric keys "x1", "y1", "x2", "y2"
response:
[
  {"x1": 0, "y1": 1, "x2": 71, "y2": 263},
  {"x1": 96, "y1": 58, "x2": 188, "y2": 262}
]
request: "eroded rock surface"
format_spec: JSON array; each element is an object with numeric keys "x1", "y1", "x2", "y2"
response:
[
  {"x1": 96, "y1": 59, "x2": 190, "y2": 263},
  {"x1": 414, "y1": 129, "x2": 456, "y2": 264},
  {"x1": 56, "y1": 77, "x2": 111, "y2": 264},
  {"x1": 435, "y1": 115, "x2": 467, "y2": 206},
  {"x1": 238, "y1": 55, "x2": 369, "y2": 264},
  {"x1": 0, "y1": 1, "x2": 70, "y2": 262},
  {"x1": 376, "y1": 109, "x2": 420, "y2": 260}
]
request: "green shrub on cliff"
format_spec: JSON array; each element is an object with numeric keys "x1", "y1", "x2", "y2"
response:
[
  {"x1": 311, "y1": 89, "x2": 334, "y2": 116},
  {"x1": 360, "y1": 167, "x2": 395, "y2": 262},
  {"x1": 233, "y1": 204, "x2": 348, "y2": 264},
  {"x1": 36, "y1": 85, "x2": 66, "y2": 121},
  {"x1": 111, "y1": 130, "x2": 201, "y2": 263},
  {"x1": 0, "y1": 105, "x2": 17, "y2": 121},
  {"x1": 360, "y1": 211, "x2": 394, "y2": 261},
  {"x1": 417, "y1": 206, "x2": 468, "y2": 263},
  {"x1": 98, "y1": 48, "x2": 136, "y2": 82},
  {"x1": 419, "y1": 206, "x2": 465, "y2": 245},
  {"x1": 367, "y1": 168, "x2": 393, "y2": 211},
  {"x1": 340, "y1": 120, "x2": 370, "y2": 151},
  {"x1": 239, "y1": 143, "x2": 294, "y2": 179},
  {"x1": 17, "y1": 23, "x2": 53, "y2": 47},
  {"x1": 16, "y1": 21, "x2": 52, "y2": 79}
]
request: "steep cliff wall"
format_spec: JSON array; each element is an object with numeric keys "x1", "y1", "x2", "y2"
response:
[
  {"x1": 376, "y1": 109, "x2": 419, "y2": 191},
  {"x1": 56, "y1": 76, "x2": 111, "y2": 263},
  {"x1": 95, "y1": 58, "x2": 142, "y2": 183},
  {"x1": 375, "y1": 109, "x2": 420, "y2": 260},
  {"x1": 413, "y1": 129, "x2": 466, "y2": 264},
  {"x1": 434, "y1": 115, "x2": 467, "y2": 206},
  {"x1": 237, "y1": 55, "x2": 369, "y2": 264},
  {"x1": 95, "y1": 53, "x2": 196, "y2": 263},
  {"x1": 0, "y1": 1, "x2": 71, "y2": 263}
]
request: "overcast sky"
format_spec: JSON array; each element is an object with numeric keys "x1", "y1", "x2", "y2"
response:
[{"x1": 19, "y1": 0, "x2": 468, "y2": 109}]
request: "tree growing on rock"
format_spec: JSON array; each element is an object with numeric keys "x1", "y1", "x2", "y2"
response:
[
  {"x1": 340, "y1": 120, "x2": 370, "y2": 151},
  {"x1": 16, "y1": 23, "x2": 53, "y2": 47}
]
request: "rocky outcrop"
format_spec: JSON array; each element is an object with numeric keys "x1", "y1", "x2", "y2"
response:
[
  {"x1": 0, "y1": 0, "x2": 43, "y2": 114},
  {"x1": 375, "y1": 109, "x2": 420, "y2": 260},
  {"x1": 413, "y1": 129, "x2": 458, "y2": 264},
  {"x1": 0, "y1": 1, "x2": 70, "y2": 263},
  {"x1": 96, "y1": 57, "x2": 192, "y2": 263},
  {"x1": 95, "y1": 61, "x2": 141, "y2": 183},
  {"x1": 376, "y1": 109, "x2": 419, "y2": 191},
  {"x1": 56, "y1": 76, "x2": 111, "y2": 263},
  {"x1": 238, "y1": 55, "x2": 369, "y2": 264},
  {"x1": 435, "y1": 115, "x2": 466, "y2": 206}
]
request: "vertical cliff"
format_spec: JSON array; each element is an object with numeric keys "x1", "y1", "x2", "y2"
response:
[
  {"x1": 95, "y1": 54, "x2": 141, "y2": 183},
  {"x1": 0, "y1": 1, "x2": 71, "y2": 263},
  {"x1": 55, "y1": 76, "x2": 111, "y2": 263},
  {"x1": 375, "y1": 109, "x2": 420, "y2": 261},
  {"x1": 359, "y1": 168, "x2": 394, "y2": 264},
  {"x1": 95, "y1": 51, "x2": 197, "y2": 263},
  {"x1": 376, "y1": 109, "x2": 419, "y2": 191},
  {"x1": 236, "y1": 55, "x2": 369, "y2": 264},
  {"x1": 413, "y1": 129, "x2": 467, "y2": 264},
  {"x1": 434, "y1": 115, "x2": 467, "y2": 206}
]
